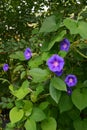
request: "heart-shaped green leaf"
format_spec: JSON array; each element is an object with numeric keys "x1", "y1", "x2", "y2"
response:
[
  {"x1": 24, "y1": 119, "x2": 36, "y2": 130},
  {"x1": 39, "y1": 15, "x2": 59, "y2": 33},
  {"x1": 10, "y1": 107, "x2": 24, "y2": 123},
  {"x1": 49, "y1": 83, "x2": 61, "y2": 104},
  {"x1": 78, "y1": 21, "x2": 87, "y2": 39},
  {"x1": 51, "y1": 77, "x2": 66, "y2": 91},
  {"x1": 30, "y1": 107, "x2": 46, "y2": 122},
  {"x1": 72, "y1": 88, "x2": 87, "y2": 111},
  {"x1": 41, "y1": 117, "x2": 57, "y2": 130},
  {"x1": 64, "y1": 18, "x2": 78, "y2": 34},
  {"x1": 59, "y1": 93, "x2": 73, "y2": 113},
  {"x1": 74, "y1": 119, "x2": 87, "y2": 130}
]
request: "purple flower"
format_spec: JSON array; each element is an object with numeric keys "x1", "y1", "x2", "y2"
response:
[
  {"x1": 55, "y1": 69, "x2": 63, "y2": 76},
  {"x1": 60, "y1": 38, "x2": 70, "y2": 52},
  {"x1": 3, "y1": 64, "x2": 9, "y2": 71},
  {"x1": 67, "y1": 87, "x2": 72, "y2": 95},
  {"x1": 65, "y1": 74, "x2": 77, "y2": 87},
  {"x1": 47, "y1": 54, "x2": 64, "y2": 72},
  {"x1": 24, "y1": 48, "x2": 32, "y2": 60}
]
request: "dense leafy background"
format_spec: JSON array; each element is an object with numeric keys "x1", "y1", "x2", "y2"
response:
[{"x1": 0, "y1": 0, "x2": 87, "y2": 130}]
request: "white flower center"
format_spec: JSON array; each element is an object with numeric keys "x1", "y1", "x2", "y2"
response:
[
  {"x1": 26, "y1": 52, "x2": 30, "y2": 57},
  {"x1": 69, "y1": 78, "x2": 73, "y2": 83},
  {"x1": 53, "y1": 61, "x2": 59, "y2": 67},
  {"x1": 63, "y1": 43, "x2": 67, "y2": 48}
]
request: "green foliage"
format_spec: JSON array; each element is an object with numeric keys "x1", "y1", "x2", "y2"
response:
[
  {"x1": 64, "y1": 18, "x2": 87, "y2": 39},
  {"x1": 49, "y1": 84, "x2": 61, "y2": 104},
  {"x1": 25, "y1": 119, "x2": 36, "y2": 130},
  {"x1": 9, "y1": 80, "x2": 30, "y2": 99},
  {"x1": 39, "y1": 101, "x2": 49, "y2": 110},
  {"x1": 10, "y1": 107, "x2": 24, "y2": 124},
  {"x1": 1, "y1": 1, "x2": 87, "y2": 130},
  {"x1": 23, "y1": 100, "x2": 33, "y2": 117},
  {"x1": 30, "y1": 107, "x2": 46, "y2": 122},
  {"x1": 64, "y1": 18, "x2": 78, "y2": 34},
  {"x1": 72, "y1": 88, "x2": 87, "y2": 111},
  {"x1": 29, "y1": 56, "x2": 43, "y2": 68},
  {"x1": 58, "y1": 51, "x2": 67, "y2": 58},
  {"x1": 29, "y1": 68, "x2": 50, "y2": 83},
  {"x1": 41, "y1": 30, "x2": 66, "y2": 51},
  {"x1": 74, "y1": 119, "x2": 87, "y2": 130},
  {"x1": 51, "y1": 77, "x2": 67, "y2": 91},
  {"x1": 10, "y1": 51, "x2": 25, "y2": 61},
  {"x1": 59, "y1": 93, "x2": 73, "y2": 113},
  {"x1": 78, "y1": 21, "x2": 87, "y2": 39},
  {"x1": 39, "y1": 15, "x2": 61, "y2": 33},
  {"x1": 41, "y1": 117, "x2": 57, "y2": 130}
]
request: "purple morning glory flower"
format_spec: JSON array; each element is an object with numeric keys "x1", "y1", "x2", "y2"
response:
[
  {"x1": 55, "y1": 69, "x2": 63, "y2": 76},
  {"x1": 47, "y1": 54, "x2": 64, "y2": 72},
  {"x1": 67, "y1": 87, "x2": 72, "y2": 95},
  {"x1": 65, "y1": 74, "x2": 77, "y2": 87},
  {"x1": 3, "y1": 64, "x2": 9, "y2": 71},
  {"x1": 24, "y1": 48, "x2": 32, "y2": 60},
  {"x1": 60, "y1": 38, "x2": 70, "y2": 52}
]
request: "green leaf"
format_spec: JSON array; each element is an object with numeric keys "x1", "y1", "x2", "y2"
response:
[
  {"x1": 49, "y1": 83, "x2": 61, "y2": 104},
  {"x1": 10, "y1": 51, "x2": 25, "y2": 61},
  {"x1": 29, "y1": 56, "x2": 43, "y2": 68},
  {"x1": 72, "y1": 88, "x2": 87, "y2": 111},
  {"x1": 41, "y1": 52, "x2": 51, "y2": 61},
  {"x1": 39, "y1": 101, "x2": 49, "y2": 110},
  {"x1": 59, "y1": 93, "x2": 73, "y2": 113},
  {"x1": 24, "y1": 119, "x2": 36, "y2": 130},
  {"x1": 29, "y1": 68, "x2": 50, "y2": 83},
  {"x1": 68, "y1": 109, "x2": 80, "y2": 121},
  {"x1": 74, "y1": 119, "x2": 87, "y2": 130},
  {"x1": 6, "y1": 122, "x2": 15, "y2": 129},
  {"x1": 41, "y1": 117, "x2": 57, "y2": 130},
  {"x1": 21, "y1": 80, "x2": 29, "y2": 88},
  {"x1": 78, "y1": 21, "x2": 87, "y2": 39},
  {"x1": 30, "y1": 93, "x2": 38, "y2": 103},
  {"x1": 83, "y1": 80, "x2": 87, "y2": 88},
  {"x1": 58, "y1": 50, "x2": 67, "y2": 58},
  {"x1": 13, "y1": 65, "x2": 24, "y2": 73},
  {"x1": 31, "y1": 85, "x2": 44, "y2": 101},
  {"x1": 9, "y1": 80, "x2": 30, "y2": 99},
  {"x1": 64, "y1": 18, "x2": 87, "y2": 39},
  {"x1": 64, "y1": 18, "x2": 78, "y2": 34},
  {"x1": 7, "y1": 102, "x2": 14, "y2": 109},
  {"x1": 51, "y1": 77, "x2": 66, "y2": 91},
  {"x1": 20, "y1": 71, "x2": 26, "y2": 79},
  {"x1": 23, "y1": 100, "x2": 33, "y2": 117},
  {"x1": 10, "y1": 107, "x2": 24, "y2": 123},
  {"x1": 36, "y1": 85, "x2": 44, "y2": 95},
  {"x1": 15, "y1": 100, "x2": 24, "y2": 109},
  {"x1": 42, "y1": 30, "x2": 66, "y2": 51},
  {"x1": 30, "y1": 107, "x2": 46, "y2": 122},
  {"x1": 39, "y1": 15, "x2": 60, "y2": 33}
]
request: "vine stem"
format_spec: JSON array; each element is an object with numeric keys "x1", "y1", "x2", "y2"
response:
[
  {"x1": 39, "y1": 93, "x2": 50, "y2": 99},
  {"x1": 74, "y1": 47, "x2": 87, "y2": 59}
]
